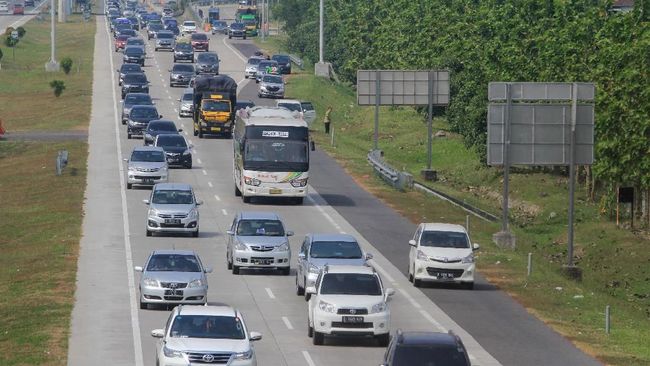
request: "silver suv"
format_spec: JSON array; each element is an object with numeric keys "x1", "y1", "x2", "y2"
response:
[
  {"x1": 296, "y1": 233, "x2": 372, "y2": 297},
  {"x1": 135, "y1": 250, "x2": 212, "y2": 309},
  {"x1": 258, "y1": 74, "x2": 285, "y2": 99},
  {"x1": 144, "y1": 183, "x2": 202, "y2": 237},
  {"x1": 125, "y1": 146, "x2": 168, "y2": 189},
  {"x1": 226, "y1": 211, "x2": 293, "y2": 275},
  {"x1": 178, "y1": 88, "x2": 194, "y2": 117},
  {"x1": 244, "y1": 56, "x2": 264, "y2": 79}
]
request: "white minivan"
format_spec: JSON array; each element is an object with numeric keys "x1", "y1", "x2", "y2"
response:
[{"x1": 275, "y1": 99, "x2": 316, "y2": 128}]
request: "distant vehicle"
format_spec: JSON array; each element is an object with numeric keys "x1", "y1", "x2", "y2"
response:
[
  {"x1": 195, "y1": 52, "x2": 220, "y2": 75},
  {"x1": 181, "y1": 20, "x2": 197, "y2": 35},
  {"x1": 146, "y1": 23, "x2": 164, "y2": 40},
  {"x1": 12, "y1": 3, "x2": 24, "y2": 14},
  {"x1": 126, "y1": 105, "x2": 161, "y2": 139},
  {"x1": 162, "y1": 7, "x2": 173, "y2": 16},
  {"x1": 162, "y1": 16, "x2": 177, "y2": 28},
  {"x1": 207, "y1": 6, "x2": 220, "y2": 22},
  {"x1": 169, "y1": 63, "x2": 195, "y2": 87},
  {"x1": 144, "y1": 120, "x2": 181, "y2": 146},
  {"x1": 114, "y1": 35, "x2": 130, "y2": 52},
  {"x1": 255, "y1": 60, "x2": 279, "y2": 83},
  {"x1": 258, "y1": 74, "x2": 284, "y2": 99},
  {"x1": 154, "y1": 134, "x2": 193, "y2": 169},
  {"x1": 125, "y1": 37, "x2": 146, "y2": 55},
  {"x1": 300, "y1": 101, "x2": 316, "y2": 127},
  {"x1": 126, "y1": 16, "x2": 140, "y2": 31},
  {"x1": 173, "y1": 42, "x2": 194, "y2": 63},
  {"x1": 192, "y1": 75, "x2": 237, "y2": 138},
  {"x1": 123, "y1": 46, "x2": 145, "y2": 66},
  {"x1": 408, "y1": 223, "x2": 479, "y2": 289},
  {"x1": 120, "y1": 72, "x2": 149, "y2": 99},
  {"x1": 235, "y1": 100, "x2": 255, "y2": 112},
  {"x1": 125, "y1": 146, "x2": 168, "y2": 189},
  {"x1": 228, "y1": 22, "x2": 246, "y2": 39},
  {"x1": 178, "y1": 88, "x2": 194, "y2": 118},
  {"x1": 121, "y1": 92, "x2": 153, "y2": 124},
  {"x1": 244, "y1": 56, "x2": 264, "y2": 79},
  {"x1": 211, "y1": 20, "x2": 228, "y2": 35},
  {"x1": 380, "y1": 329, "x2": 472, "y2": 366},
  {"x1": 150, "y1": 305, "x2": 262, "y2": 366},
  {"x1": 0, "y1": 1, "x2": 9, "y2": 12},
  {"x1": 154, "y1": 30, "x2": 175, "y2": 51},
  {"x1": 190, "y1": 33, "x2": 209, "y2": 52},
  {"x1": 144, "y1": 183, "x2": 201, "y2": 237},
  {"x1": 135, "y1": 250, "x2": 211, "y2": 309},
  {"x1": 271, "y1": 54, "x2": 292, "y2": 74},
  {"x1": 165, "y1": 23, "x2": 180, "y2": 36},
  {"x1": 24, "y1": 0, "x2": 34, "y2": 7},
  {"x1": 116, "y1": 28, "x2": 137, "y2": 39},
  {"x1": 226, "y1": 211, "x2": 293, "y2": 275}
]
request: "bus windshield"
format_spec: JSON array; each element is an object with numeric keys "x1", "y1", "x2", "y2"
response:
[{"x1": 243, "y1": 139, "x2": 308, "y2": 171}]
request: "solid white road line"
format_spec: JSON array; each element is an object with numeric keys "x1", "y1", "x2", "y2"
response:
[
  {"x1": 419, "y1": 309, "x2": 446, "y2": 331},
  {"x1": 105, "y1": 19, "x2": 144, "y2": 366},
  {"x1": 221, "y1": 209, "x2": 228, "y2": 216},
  {"x1": 398, "y1": 288, "x2": 422, "y2": 309},
  {"x1": 197, "y1": 158, "x2": 202, "y2": 164},
  {"x1": 214, "y1": 194, "x2": 221, "y2": 201},
  {"x1": 281, "y1": 316, "x2": 294, "y2": 330},
  {"x1": 306, "y1": 194, "x2": 343, "y2": 232},
  {"x1": 202, "y1": 169, "x2": 207, "y2": 175},
  {"x1": 368, "y1": 260, "x2": 396, "y2": 284},
  {"x1": 265, "y1": 288, "x2": 276, "y2": 299},
  {"x1": 221, "y1": 36, "x2": 248, "y2": 63},
  {"x1": 302, "y1": 351, "x2": 317, "y2": 366},
  {"x1": 208, "y1": 181, "x2": 213, "y2": 188}
]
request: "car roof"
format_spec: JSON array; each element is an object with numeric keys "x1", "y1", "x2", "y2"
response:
[
  {"x1": 124, "y1": 46, "x2": 143, "y2": 51},
  {"x1": 177, "y1": 305, "x2": 237, "y2": 317},
  {"x1": 152, "y1": 249, "x2": 196, "y2": 256},
  {"x1": 153, "y1": 183, "x2": 193, "y2": 191},
  {"x1": 148, "y1": 119, "x2": 176, "y2": 126},
  {"x1": 396, "y1": 331, "x2": 459, "y2": 347},
  {"x1": 421, "y1": 223, "x2": 468, "y2": 233},
  {"x1": 157, "y1": 30, "x2": 173, "y2": 35},
  {"x1": 309, "y1": 233, "x2": 358, "y2": 243},
  {"x1": 124, "y1": 92, "x2": 150, "y2": 98},
  {"x1": 131, "y1": 104, "x2": 157, "y2": 110},
  {"x1": 325, "y1": 264, "x2": 375, "y2": 275},
  {"x1": 277, "y1": 99, "x2": 300, "y2": 104},
  {"x1": 238, "y1": 211, "x2": 281, "y2": 220},
  {"x1": 132, "y1": 145, "x2": 165, "y2": 152}
]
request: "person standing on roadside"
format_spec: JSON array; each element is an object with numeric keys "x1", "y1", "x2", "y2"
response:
[{"x1": 323, "y1": 106, "x2": 332, "y2": 134}]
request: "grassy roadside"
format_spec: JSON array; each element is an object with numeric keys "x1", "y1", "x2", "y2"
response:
[
  {"x1": 255, "y1": 38, "x2": 650, "y2": 365},
  {"x1": 0, "y1": 15, "x2": 94, "y2": 366}
]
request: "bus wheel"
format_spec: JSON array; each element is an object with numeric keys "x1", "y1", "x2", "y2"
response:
[
  {"x1": 193, "y1": 125, "x2": 198, "y2": 136},
  {"x1": 293, "y1": 197, "x2": 304, "y2": 205},
  {"x1": 243, "y1": 195, "x2": 251, "y2": 203},
  {"x1": 235, "y1": 185, "x2": 242, "y2": 196},
  {"x1": 198, "y1": 129, "x2": 204, "y2": 138}
]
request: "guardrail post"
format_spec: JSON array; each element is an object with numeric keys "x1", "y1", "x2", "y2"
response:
[
  {"x1": 605, "y1": 305, "x2": 611, "y2": 334},
  {"x1": 527, "y1": 253, "x2": 533, "y2": 277}
]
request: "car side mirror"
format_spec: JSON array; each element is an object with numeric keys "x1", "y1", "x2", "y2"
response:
[
  {"x1": 226, "y1": 230, "x2": 234, "y2": 235},
  {"x1": 204, "y1": 267, "x2": 213, "y2": 273},
  {"x1": 123, "y1": 158, "x2": 129, "y2": 162},
  {"x1": 196, "y1": 200, "x2": 203, "y2": 206},
  {"x1": 298, "y1": 252, "x2": 306, "y2": 260},
  {"x1": 134, "y1": 266, "x2": 143, "y2": 272},
  {"x1": 286, "y1": 231, "x2": 294, "y2": 237},
  {"x1": 365, "y1": 252, "x2": 373, "y2": 260},
  {"x1": 385, "y1": 288, "x2": 395, "y2": 298},
  {"x1": 143, "y1": 199, "x2": 150, "y2": 205},
  {"x1": 177, "y1": 128, "x2": 183, "y2": 132},
  {"x1": 168, "y1": 69, "x2": 171, "y2": 72},
  {"x1": 408, "y1": 239, "x2": 417, "y2": 247},
  {"x1": 310, "y1": 140, "x2": 315, "y2": 151},
  {"x1": 151, "y1": 329, "x2": 164, "y2": 338},
  {"x1": 249, "y1": 331, "x2": 262, "y2": 341},
  {"x1": 473, "y1": 243, "x2": 480, "y2": 251},
  {"x1": 159, "y1": 115, "x2": 163, "y2": 118},
  {"x1": 305, "y1": 286, "x2": 316, "y2": 295}
]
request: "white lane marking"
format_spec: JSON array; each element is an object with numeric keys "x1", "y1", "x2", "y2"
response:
[
  {"x1": 399, "y1": 288, "x2": 422, "y2": 309},
  {"x1": 202, "y1": 169, "x2": 207, "y2": 175},
  {"x1": 168, "y1": 96, "x2": 172, "y2": 100},
  {"x1": 197, "y1": 158, "x2": 202, "y2": 164},
  {"x1": 221, "y1": 36, "x2": 248, "y2": 63},
  {"x1": 160, "y1": 78, "x2": 165, "y2": 82},
  {"x1": 174, "y1": 108, "x2": 179, "y2": 113},
  {"x1": 281, "y1": 316, "x2": 294, "y2": 330},
  {"x1": 221, "y1": 209, "x2": 228, "y2": 216},
  {"x1": 214, "y1": 194, "x2": 221, "y2": 202},
  {"x1": 166, "y1": 89, "x2": 170, "y2": 94},
  {"x1": 105, "y1": 18, "x2": 144, "y2": 366},
  {"x1": 306, "y1": 195, "x2": 343, "y2": 232},
  {"x1": 302, "y1": 351, "x2": 316, "y2": 366},
  {"x1": 265, "y1": 288, "x2": 276, "y2": 299},
  {"x1": 183, "y1": 131, "x2": 188, "y2": 136},
  {"x1": 369, "y1": 260, "x2": 396, "y2": 284},
  {"x1": 208, "y1": 181, "x2": 213, "y2": 188},
  {"x1": 236, "y1": 78, "x2": 247, "y2": 86},
  {"x1": 419, "y1": 309, "x2": 446, "y2": 331}
]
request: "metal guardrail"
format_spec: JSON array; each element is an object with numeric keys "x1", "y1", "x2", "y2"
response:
[
  {"x1": 413, "y1": 181, "x2": 499, "y2": 222},
  {"x1": 288, "y1": 54, "x2": 304, "y2": 70},
  {"x1": 367, "y1": 149, "x2": 413, "y2": 191}
]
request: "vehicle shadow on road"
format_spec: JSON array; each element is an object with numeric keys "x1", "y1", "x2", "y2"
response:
[{"x1": 317, "y1": 193, "x2": 356, "y2": 207}]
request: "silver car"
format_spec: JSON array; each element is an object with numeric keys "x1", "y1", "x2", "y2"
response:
[
  {"x1": 244, "y1": 56, "x2": 264, "y2": 79},
  {"x1": 144, "y1": 183, "x2": 202, "y2": 237},
  {"x1": 135, "y1": 249, "x2": 212, "y2": 309},
  {"x1": 178, "y1": 88, "x2": 194, "y2": 117},
  {"x1": 258, "y1": 74, "x2": 285, "y2": 99},
  {"x1": 155, "y1": 30, "x2": 176, "y2": 51},
  {"x1": 125, "y1": 146, "x2": 168, "y2": 189},
  {"x1": 295, "y1": 233, "x2": 373, "y2": 297},
  {"x1": 226, "y1": 211, "x2": 293, "y2": 275}
]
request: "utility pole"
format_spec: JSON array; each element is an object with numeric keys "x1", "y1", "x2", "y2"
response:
[
  {"x1": 46, "y1": 0, "x2": 59, "y2": 71},
  {"x1": 314, "y1": 0, "x2": 330, "y2": 77},
  {"x1": 58, "y1": 0, "x2": 66, "y2": 22}
]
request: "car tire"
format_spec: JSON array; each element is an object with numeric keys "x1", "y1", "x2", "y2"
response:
[
  {"x1": 235, "y1": 185, "x2": 242, "y2": 197},
  {"x1": 139, "y1": 300, "x2": 147, "y2": 310},
  {"x1": 173, "y1": 57, "x2": 177, "y2": 62},
  {"x1": 146, "y1": 229, "x2": 152, "y2": 237},
  {"x1": 293, "y1": 197, "x2": 304, "y2": 205},
  {"x1": 228, "y1": 34, "x2": 231, "y2": 39},
  {"x1": 127, "y1": 183, "x2": 132, "y2": 189},
  {"x1": 243, "y1": 35, "x2": 247, "y2": 40},
  {"x1": 154, "y1": 47, "x2": 158, "y2": 51},
  {"x1": 413, "y1": 278, "x2": 422, "y2": 288},
  {"x1": 192, "y1": 229, "x2": 199, "y2": 238},
  {"x1": 227, "y1": 256, "x2": 233, "y2": 270},
  {"x1": 186, "y1": 162, "x2": 192, "y2": 169},
  {"x1": 307, "y1": 319, "x2": 313, "y2": 338},
  {"x1": 313, "y1": 331, "x2": 324, "y2": 345},
  {"x1": 296, "y1": 277, "x2": 304, "y2": 296},
  {"x1": 127, "y1": 133, "x2": 132, "y2": 139},
  {"x1": 242, "y1": 195, "x2": 251, "y2": 203},
  {"x1": 121, "y1": 93, "x2": 125, "y2": 99},
  {"x1": 122, "y1": 119, "x2": 126, "y2": 125},
  {"x1": 244, "y1": 75, "x2": 248, "y2": 79},
  {"x1": 281, "y1": 267, "x2": 290, "y2": 276},
  {"x1": 193, "y1": 125, "x2": 198, "y2": 136},
  {"x1": 232, "y1": 265, "x2": 240, "y2": 275},
  {"x1": 376, "y1": 333, "x2": 390, "y2": 347}
]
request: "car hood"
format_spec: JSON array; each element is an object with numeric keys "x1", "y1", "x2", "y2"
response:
[
  {"x1": 129, "y1": 161, "x2": 166, "y2": 170},
  {"x1": 261, "y1": 82, "x2": 283, "y2": 88},
  {"x1": 160, "y1": 146, "x2": 188, "y2": 154},
  {"x1": 172, "y1": 71, "x2": 194, "y2": 76},
  {"x1": 317, "y1": 294, "x2": 384, "y2": 308},
  {"x1": 418, "y1": 246, "x2": 472, "y2": 261},
  {"x1": 130, "y1": 116, "x2": 157, "y2": 123},
  {"x1": 308, "y1": 257, "x2": 366, "y2": 269},
  {"x1": 150, "y1": 203, "x2": 195, "y2": 213},
  {"x1": 142, "y1": 270, "x2": 203, "y2": 283},
  {"x1": 235, "y1": 236, "x2": 288, "y2": 247},
  {"x1": 165, "y1": 337, "x2": 249, "y2": 354},
  {"x1": 124, "y1": 81, "x2": 148, "y2": 87}
]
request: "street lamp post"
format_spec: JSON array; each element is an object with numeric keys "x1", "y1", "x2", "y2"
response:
[
  {"x1": 45, "y1": 0, "x2": 59, "y2": 71},
  {"x1": 314, "y1": 0, "x2": 330, "y2": 77}
]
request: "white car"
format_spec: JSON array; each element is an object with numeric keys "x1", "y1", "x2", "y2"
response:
[
  {"x1": 306, "y1": 264, "x2": 394, "y2": 346},
  {"x1": 152, "y1": 305, "x2": 262, "y2": 366},
  {"x1": 181, "y1": 20, "x2": 197, "y2": 35},
  {"x1": 275, "y1": 99, "x2": 316, "y2": 128},
  {"x1": 0, "y1": 1, "x2": 9, "y2": 11},
  {"x1": 408, "y1": 223, "x2": 479, "y2": 289}
]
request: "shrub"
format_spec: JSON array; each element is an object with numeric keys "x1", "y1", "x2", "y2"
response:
[
  {"x1": 0, "y1": 48, "x2": 3, "y2": 63},
  {"x1": 4, "y1": 36, "x2": 17, "y2": 48},
  {"x1": 49, "y1": 80, "x2": 66, "y2": 97},
  {"x1": 16, "y1": 26, "x2": 26, "y2": 38},
  {"x1": 60, "y1": 57, "x2": 73, "y2": 74}
]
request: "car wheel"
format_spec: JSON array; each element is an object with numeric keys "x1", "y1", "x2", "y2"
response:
[
  {"x1": 413, "y1": 278, "x2": 422, "y2": 288},
  {"x1": 173, "y1": 57, "x2": 177, "y2": 62},
  {"x1": 307, "y1": 318, "x2": 313, "y2": 338},
  {"x1": 242, "y1": 195, "x2": 251, "y2": 203},
  {"x1": 139, "y1": 300, "x2": 148, "y2": 310},
  {"x1": 192, "y1": 229, "x2": 199, "y2": 238},
  {"x1": 245, "y1": 75, "x2": 248, "y2": 79},
  {"x1": 296, "y1": 277, "x2": 304, "y2": 296},
  {"x1": 235, "y1": 185, "x2": 241, "y2": 197},
  {"x1": 376, "y1": 333, "x2": 390, "y2": 347},
  {"x1": 408, "y1": 264, "x2": 414, "y2": 282},
  {"x1": 228, "y1": 34, "x2": 231, "y2": 39},
  {"x1": 243, "y1": 35, "x2": 247, "y2": 40},
  {"x1": 198, "y1": 129, "x2": 203, "y2": 138},
  {"x1": 193, "y1": 125, "x2": 198, "y2": 136},
  {"x1": 186, "y1": 162, "x2": 192, "y2": 169},
  {"x1": 154, "y1": 47, "x2": 157, "y2": 51},
  {"x1": 121, "y1": 93, "x2": 125, "y2": 99},
  {"x1": 281, "y1": 267, "x2": 290, "y2": 276},
  {"x1": 232, "y1": 265, "x2": 240, "y2": 275},
  {"x1": 293, "y1": 197, "x2": 304, "y2": 205},
  {"x1": 127, "y1": 183, "x2": 132, "y2": 189},
  {"x1": 146, "y1": 229, "x2": 152, "y2": 237},
  {"x1": 227, "y1": 256, "x2": 233, "y2": 270},
  {"x1": 313, "y1": 331, "x2": 324, "y2": 345},
  {"x1": 127, "y1": 133, "x2": 132, "y2": 139}
]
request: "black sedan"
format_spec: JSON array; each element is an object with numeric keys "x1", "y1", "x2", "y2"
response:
[
  {"x1": 154, "y1": 134, "x2": 193, "y2": 168},
  {"x1": 127, "y1": 105, "x2": 161, "y2": 139},
  {"x1": 117, "y1": 63, "x2": 142, "y2": 86},
  {"x1": 147, "y1": 23, "x2": 164, "y2": 40},
  {"x1": 121, "y1": 72, "x2": 149, "y2": 99},
  {"x1": 169, "y1": 64, "x2": 195, "y2": 87},
  {"x1": 123, "y1": 46, "x2": 145, "y2": 66},
  {"x1": 143, "y1": 120, "x2": 181, "y2": 146},
  {"x1": 121, "y1": 93, "x2": 154, "y2": 124},
  {"x1": 173, "y1": 43, "x2": 194, "y2": 63}
]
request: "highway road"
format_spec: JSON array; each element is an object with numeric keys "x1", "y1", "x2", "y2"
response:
[
  {"x1": 0, "y1": 0, "x2": 48, "y2": 31},
  {"x1": 67, "y1": 4, "x2": 601, "y2": 366}
]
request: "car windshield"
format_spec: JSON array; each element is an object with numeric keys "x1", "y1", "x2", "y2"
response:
[
  {"x1": 146, "y1": 254, "x2": 201, "y2": 272},
  {"x1": 158, "y1": 32, "x2": 174, "y2": 39},
  {"x1": 123, "y1": 73, "x2": 147, "y2": 83},
  {"x1": 125, "y1": 95, "x2": 151, "y2": 105},
  {"x1": 263, "y1": 75, "x2": 283, "y2": 84},
  {"x1": 273, "y1": 55, "x2": 290, "y2": 63},
  {"x1": 130, "y1": 150, "x2": 165, "y2": 162},
  {"x1": 202, "y1": 100, "x2": 229, "y2": 112},
  {"x1": 117, "y1": 35, "x2": 129, "y2": 41},
  {"x1": 183, "y1": 21, "x2": 196, "y2": 27},
  {"x1": 170, "y1": 315, "x2": 245, "y2": 340},
  {"x1": 244, "y1": 140, "x2": 308, "y2": 164},
  {"x1": 278, "y1": 103, "x2": 301, "y2": 112},
  {"x1": 198, "y1": 54, "x2": 218, "y2": 63},
  {"x1": 149, "y1": 24, "x2": 163, "y2": 31},
  {"x1": 173, "y1": 64, "x2": 194, "y2": 72},
  {"x1": 420, "y1": 231, "x2": 469, "y2": 249},
  {"x1": 320, "y1": 273, "x2": 382, "y2": 296},
  {"x1": 236, "y1": 219, "x2": 285, "y2": 236},
  {"x1": 231, "y1": 23, "x2": 244, "y2": 30},
  {"x1": 214, "y1": 21, "x2": 226, "y2": 27},
  {"x1": 310, "y1": 241, "x2": 362, "y2": 259},
  {"x1": 176, "y1": 43, "x2": 192, "y2": 51},
  {"x1": 121, "y1": 64, "x2": 141, "y2": 73},
  {"x1": 125, "y1": 48, "x2": 143, "y2": 56},
  {"x1": 130, "y1": 107, "x2": 158, "y2": 118},
  {"x1": 157, "y1": 135, "x2": 187, "y2": 147},
  {"x1": 393, "y1": 345, "x2": 469, "y2": 366},
  {"x1": 151, "y1": 189, "x2": 194, "y2": 204},
  {"x1": 127, "y1": 38, "x2": 144, "y2": 45},
  {"x1": 247, "y1": 58, "x2": 262, "y2": 65},
  {"x1": 192, "y1": 33, "x2": 208, "y2": 41},
  {"x1": 182, "y1": 93, "x2": 193, "y2": 101},
  {"x1": 149, "y1": 122, "x2": 177, "y2": 132}
]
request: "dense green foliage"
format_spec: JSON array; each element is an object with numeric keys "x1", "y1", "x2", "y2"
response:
[
  {"x1": 274, "y1": 0, "x2": 649, "y2": 194},
  {"x1": 61, "y1": 56, "x2": 73, "y2": 74},
  {"x1": 49, "y1": 80, "x2": 66, "y2": 97}
]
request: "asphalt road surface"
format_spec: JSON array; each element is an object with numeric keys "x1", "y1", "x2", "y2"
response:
[{"x1": 67, "y1": 4, "x2": 601, "y2": 366}]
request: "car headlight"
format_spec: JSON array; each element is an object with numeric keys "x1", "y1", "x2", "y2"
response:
[
  {"x1": 461, "y1": 253, "x2": 474, "y2": 264},
  {"x1": 290, "y1": 178, "x2": 308, "y2": 187},
  {"x1": 243, "y1": 176, "x2": 261, "y2": 186},
  {"x1": 416, "y1": 250, "x2": 429, "y2": 261},
  {"x1": 260, "y1": 86, "x2": 267, "y2": 91},
  {"x1": 318, "y1": 300, "x2": 336, "y2": 313},
  {"x1": 128, "y1": 166, "x2": 137, "y2": 172},
  {"x1": 182, "y1": 149, "x2": 191, "y2": 155},
  {"x1": 162, "y1": 345, "x2": 183, "y2": 358},
  {"x1": 188, "y1": 278, "x2": 204, "y2": 288},
  {"x1": 232, "y1": 349, "x2": 253, "y2": 360},
  {"x1": 128, "y1": 119, "x2": 137, "y2": 126},
  {"x1": 148, "y1": 209, "x2": 159, "y2": 217},
  {"x1": 143, "y1": 277, "x2": 158, "y2": 287},
  {"x1": 370, "y1": 302, "x2": 387, "y2": 314},
  {"x1": 308, "y1": 264, "x2": 320, "y2": 274},
  {"x1": 188, "y1": 208, "x2": 198, "y2": 218},
  {"x1": 234, "y1": 242, "x2": 248, "y2": 251},
  {"x1": 276, "y1": 242, "x2": 289, "y2": 251}
]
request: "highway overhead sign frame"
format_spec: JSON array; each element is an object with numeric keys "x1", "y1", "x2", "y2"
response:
[{"x1": 356, "y1": 70, "x2": 450, "y2": 106}]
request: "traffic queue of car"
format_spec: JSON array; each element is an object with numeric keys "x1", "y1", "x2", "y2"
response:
[{"x1": 105, "y1": 1, "x2": 478, "y2": 365}]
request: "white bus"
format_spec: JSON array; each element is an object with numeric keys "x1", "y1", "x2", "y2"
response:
[{"x1": 233, "y1": 107, "x2": 313, "y2": 204}]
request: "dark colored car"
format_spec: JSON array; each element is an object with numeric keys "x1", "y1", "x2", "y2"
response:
[
  {"x1": 228, "y1": 22, "x2": 246, "y2": 39},
  {"x1": 195, "y1": 52, "x2": 219, "y2": 75},
  {"x1": 190, "y1": 33, "x2": 209, "y2": 52},
  {"x1": 121, "y1": 93, "x2": 154, "y2": 124},
  {"x1": 13, "y1": 3, "x2": 24, "y2": 14},
  {"x1": 154, "y1": 134, "x2": 192, "y2": 168},
  {"x1": 147, "y1": 23, "x2": 164, "y2": 40},
  {"x1": 123, "y1": 46, "x2": 145, "y2": 66},
  {"x1": 24, "y1": 0, "x2": 34, "y2": 7},
  {"x1": 114, "y1": 23, "x2": 134, "y2": 38},
  {"x1": 271, "y1": 54, "x2": 292, "y2": 74},
  {"x1": 173, "y1": 43, "x2": 194, "y2": 63},
  {"x1": 211, "y1": 20, "x2": 228, "y2": 35},
  {"x1": 163, "y1": 17, "x2": 178, "y2": 28},
  {"x1": 117, "y1": 28, "x2": 137, "y2": 39},
  {"x1": 127, "y1": 105, "x2": 161, "y2": 139},
  {"x1": 255, "y1": 60, "x2": 279, "y2": 83},
  {"x1": 114, "y1": 35, "x2": 130, "y2": 52},
  {"x1": 121, "y1": 72, "x2": 149, "y2": 99},
  {"x1": 380, "y1": 330, "x2": 471, "y2": 366},
  {"x1": 144, "y1": 120, "x2": 181, "y2": 145},
  {"x1": 165, "y1": 24, "x2": 180, "y2": 36},
  {"x1": 169, "y1": 64, "x2": 195, "y2": 87},
  {"x1": 126, "y1": 16, "x2": 140, "y2": 31},
  {"x1": 117, "y1": 63, "x2": 143, "y2": 86},
  {"x1": 235, "y1": 100, "x2": 255, "y2": 111}
]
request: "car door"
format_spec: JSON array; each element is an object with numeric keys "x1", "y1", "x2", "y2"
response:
[
  {"x1": 297, "y1": 237, "x2": 309, "y2": 287},
  {"x1": 409, "y1": 225, "x2": 422, "y2": 269},
  {"x1": 300, "y1": 102, "x2": 316, "y2": 125},
  {"x1": 227, "y1": 217, "x2": 238, "y2": 261}
]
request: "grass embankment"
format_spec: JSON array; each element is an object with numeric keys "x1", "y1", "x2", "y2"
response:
[
  {"x1": 0, "y1": 15, "x2": 94, "y2": 365},
  {"x1": 255, "y1": 37, "x2": 650, "y2": 365}
]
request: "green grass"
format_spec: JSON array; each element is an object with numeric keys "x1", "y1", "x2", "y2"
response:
[
  {"x1": 0, "y1": 15, "x2": 93, "y2": 366},
  {"x1": 255, "y1": 37, "x2": 650, "y2": 365}
]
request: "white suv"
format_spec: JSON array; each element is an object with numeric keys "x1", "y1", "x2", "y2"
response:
[
  {"x1": 181, "y1": 20, "x2": 197, "y2": 35},
  {"x1": 306, "y1": 265, "x2": 394, "y2": 346},
  {"x1": 408, "y1": 223, "x2": 479, "y2": 289},
  {"x1": 151, "y1": 305, "x2": 262, "y2": 366}
]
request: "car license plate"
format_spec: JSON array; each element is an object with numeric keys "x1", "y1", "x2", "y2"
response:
[
  {"x1": 253, "y1": 258, "x2": 272, "y2": 265},
  {"x1": 435, "y1": 272, "x2": 455, "y2": 280},
  {"x1": 143, "y1": 178, "x2": 154, "y2": 184},
  {"x1": 342, "y1": 316, "x2": 364, "y2": 323},
  {"x1": 269, "y1": 188, "x2": 282, "y2": 195},
  {"x1": 165, "y1": 219, "x2": 181, "y2": 224},
  {"x1": 164, "y1": 289, "x2": 184, "y2": 296},
  {"x1": 211, "y1": 127, "x2": 221, "y2": 132}
]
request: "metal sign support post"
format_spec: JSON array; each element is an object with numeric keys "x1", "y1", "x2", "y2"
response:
[
  {"x1": 502, "y1": 83, "x2": 512, "y2": 233},
  {"x1": 564, "y1": 83, "x2": 581, "y2": 279},
  {"x1": 427, "y1": 71, "x2": 434, "y2": 170},
  {"x1": 373, "y1": 71, "x2": 380, "y2": 150}
]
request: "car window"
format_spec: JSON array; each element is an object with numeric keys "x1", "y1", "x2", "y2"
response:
[
  {"x1": 173, "y1": 64, "x2": 194, "y2": 72},
  {"x1": 125, "y1": 95, "x2": 152, "y2": 105},
  {"x1": 130, "y1": 107, "x2": 158, "y2": 118},
  {"x1": 151, "y1": 189, "x2": 194, "y2": 204},
  {"x1": 117, "y1": 35, "x2": 129, "y2": 41},
  {"x1": 263, "y1": 75, "x2": 283, "y2": 84},
  {"x1": 301, "y1": 102, "x2": 314, "y2": 111},
  {"x1": 183, "y1": 21, "x2": 196, "y2": 26},
  {"x1": 131, "y1": 150, "x2": 165, "y2": 162},
  {"x1": 192, "y1": 33, "x2": 208, "y2": 40},
  {"x1": 157, "y1": 135, "x2": 187, "y2": 147},
  {"x1": 197, "y1": 53, "x2": 218, "y2": 63},
  {"x1": 150, "y1": 122, "x2": 177, "y2": 132},
  {"x1": 393, "y1": 345, "x2": 468, "y2": 366},
  {"x1": 309, "y1": 241, "x2": 362, "y2": 259},
  {"x1": 420, "y1": 231, "x2": 469, "y2": 249},
  {"x1": 146, "y1": 254, "x2": 201, "y2": 272},
  {"x1": 182, "y1": 93, "x2": 193, "y2": 101},
  {"x1": 158, "y1": 32, "x2": 174, "y2": 39},
  {"x1": 236, "y1": 219, "x2": 285, "y2": 236},
  {"x1": 123, "y1": 73, "x2": 147, "y2": 83},
  {"x1": 120, "y1": 64, "x2": 141, "y2": 72},
  {"x1": 320, "y1": 273, "x2": 382, "y2": 296},
  {"x1": 278, "y1": 103, "x2": 301, "y2": 112},
  {"x1": 169, "y1": 315, "x2": 245, "y2": 340},
  {"x1": 272, "y1": 55, "x2": 290, "y2": 63},
  {"x1": 125, "y1": 47, "x2": 143, "y2": 55},
  {"x1": 127, "y1": 38, "x2": 144, "y2": 45},
  {"x1": 247, "y1": 58, "x2": 262, "y2": 65}
]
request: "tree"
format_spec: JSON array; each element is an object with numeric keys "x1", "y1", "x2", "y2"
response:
[
  {"x1": 49, "y1": 80, "x2": 66, "y2": 97},
  {"x1": 60, "y1": 57, "x2": 73, "y2": 74}
]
